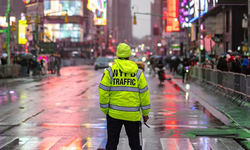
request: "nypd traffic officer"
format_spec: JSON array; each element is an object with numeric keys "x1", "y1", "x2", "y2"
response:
[{"x1": 99, "y1": 43, "x2": 151, "y2": 150}]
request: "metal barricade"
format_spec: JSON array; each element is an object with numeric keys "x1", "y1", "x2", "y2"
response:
[
  {"x1": 247, "y1": 75, "x2": 250, "y2": 96},
  {"x1": 211, "y1": 70, "x2": 218, "y2": 85},
  {"x1": 240, "y1": 74, "x2": 247, "y2": 94},
  {"x1": 15, "y1": 65, "x2": 21, "y2": 77},
  {"x1": 198, "y1": 67, "x2": 203, "y2": 80},
  {"x1": 201, "y1": 68, "x2": 206, "y2": 80},
  {"x1": 206, "y1": 69, "x2": 212, "y2": 82},
  {"x1": 195, "y1": 67, "x2": 199, "y2": 79},
  {"x1": 227, "y1": 72, "x2": 235, "y2": 91},
  {"x1": 222, "y1": 72, "x2": 228, "y2": 89},
  {"x1": 3, "y1": 65, "x2": 13, "y2": 77},
  {"x1": 0, "y1": 65, "x2": 4, "y2": 77},
  {"x1": 217, "y1": 70, "x2": 223, "y2": 86}
]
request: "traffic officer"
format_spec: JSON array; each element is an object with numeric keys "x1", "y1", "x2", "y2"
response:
[{"x1": 99, "y1": 43, "x2": 151, "y2": 150}]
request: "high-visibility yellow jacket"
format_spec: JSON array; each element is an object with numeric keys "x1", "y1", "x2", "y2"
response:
[{"x1": 99, "y1": 59, "x2": 151, "y2": 121}]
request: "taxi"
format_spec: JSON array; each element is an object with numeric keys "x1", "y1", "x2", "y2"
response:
[{"x1": 131, "y1": 58, "x2": 145, "y2": 72}]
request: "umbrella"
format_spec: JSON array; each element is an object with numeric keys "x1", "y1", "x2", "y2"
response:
[
  {"x1": 2, "y1": 53, "x2": 7, "y2": 58},
  {"x1": 231, "y1": 51, "x2": 240, "y2": 56},
  {"x1": 21, "y1": 53, "x2": 33, "y2": 59},
  {"x1": 221, "y1": 53, "x2": 227, "y2": 56}
]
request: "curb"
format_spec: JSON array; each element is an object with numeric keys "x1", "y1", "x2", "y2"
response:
[
  {"x1": 171, "y1": 79, "x2": 232, "y2": 126},
  {"x1": 171, "y1": 79, "x2": 250, "y2": 136}
]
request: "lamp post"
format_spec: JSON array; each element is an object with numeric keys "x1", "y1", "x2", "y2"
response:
[{"x1": 6, "y1": 0, "x2": 11, "y2": 64}]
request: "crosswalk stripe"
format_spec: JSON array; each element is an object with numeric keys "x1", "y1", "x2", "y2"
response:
[
  {"x1": 0, "y1": 137, "x2": 19, "y2": 149},
  {"x1": 160, "y1": 138, "x2": 179, "y2": 150},
  {"x1": 0, "y1": 136, "x2": 245, "y2": 150},
  {"x1": 35, "y1": 137, "x2": 61, "y2": 150},
  {"x1": 209, "y1": 138, "x2": 229, "y2": 150},
  {"x1": 82, "y1": 138, "x2": 103, "y2": 149},
  {"x1": 15, "y1": 137, "x2": 43, "y2": 150},
  {"x1": 117, "y1": 138, "x2": 146, "y2": 150},
  {"x1": 219, "y1": 138, "x2": 245, "y2": 150},
  {"x1": 64, "y1": 138, "x2": 87, "y2": 150},
  {"x1": 175, "y1": 138, "x2": 194, "y2": 150}
]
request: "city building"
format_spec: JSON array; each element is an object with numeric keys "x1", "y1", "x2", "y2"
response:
[
  {"x1": 0, "y1": 0, "x2": 26, "y2": 53},
  {"x1": 189, "y1": 0, "x2": 248, "y2": 55},
  {"x1": 107, "y1": 0, "x2": 132, "y2": 48}
]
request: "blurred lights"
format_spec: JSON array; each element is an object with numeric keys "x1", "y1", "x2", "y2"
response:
[
  {"x1": 91, "y1": 49, "x2": 94, "y2": 52},
  {"x1": 185, "y1": 84, "x2": 190, "y2": 90},
  {"x1": 169, "y1": 51, "x2": 172, "y2": 54},
  {"x1": 135, "y1": 48, "x2": 138, "y2": 52},
  {"x1": 142, "y1": 57, "x2": 146, "y2": 62},
  {"x1": 157, "y1": 43, "x2": 162, "y2": 47},
  {"x1": 109, "y1": 63, "x2": 113, "y2": 67},
  {"x1": 9, "y1": 91, "x2": 15, "y2": 94}
]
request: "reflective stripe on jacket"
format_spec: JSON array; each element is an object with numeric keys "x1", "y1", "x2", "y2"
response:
[{"x1": 99, "y1": 59, "x2": 151, "y2": 121}]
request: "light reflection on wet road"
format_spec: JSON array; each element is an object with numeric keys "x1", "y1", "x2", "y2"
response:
[{"x1": 0, "y1": 66, "x2": 245, "y2": 149}]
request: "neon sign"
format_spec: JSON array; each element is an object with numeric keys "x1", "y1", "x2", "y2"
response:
[
  {"x1": 166, "y1": 0, "x2": 180, "y2": 32},
  {"x1": 189, "y1": 0, "x2": 208, "y2": 23},
  {"x1": 87, "y1": 0, "x2": 107, "y2": 25},
  {"x1": 179, "y1": 0, "x2": 191, "y2": 28}
]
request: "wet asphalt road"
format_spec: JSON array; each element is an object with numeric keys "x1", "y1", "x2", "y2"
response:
[{"x1": 0, "y1": 66, "x2": 245, "y2": 150}]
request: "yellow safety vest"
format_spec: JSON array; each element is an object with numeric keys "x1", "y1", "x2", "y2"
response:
[{"x1": 99, "y1": 59, "x2": 151, "y2": 121}]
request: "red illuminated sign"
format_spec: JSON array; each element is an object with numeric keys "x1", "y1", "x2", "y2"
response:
[{"x1": 165, "y1": 0, "x2": 180, "y2": 32}]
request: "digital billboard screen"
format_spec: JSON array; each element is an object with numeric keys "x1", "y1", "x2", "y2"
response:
[
  {"x1": 87, "y1": 0, "x2": 107, "y2": 25},
  {"x1": 189, "y1": 0, "x2": 208, "y2": 23}
]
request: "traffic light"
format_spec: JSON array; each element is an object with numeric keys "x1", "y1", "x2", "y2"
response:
[
  {"x1": 26, "y1": 15, "x2": 31, "y2": 25},
  {"x1": 11, "y1": 21, "x2": 16, "y2": 32},
  {"x1": 2, "y1": 43, "x2": 6, "y2": 50},
  {"x1": 133, "y1": 16, "x2": 137, "y2": 25},
  {"x1": 35, "y1": 16, "x2": 41, "y2": 25},
  {"x1": 65, "y1": 13, "x2": 68, "y2": 23}
]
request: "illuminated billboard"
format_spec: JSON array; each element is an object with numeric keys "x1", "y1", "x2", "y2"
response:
[
  {"x1": 179, "y1": 0, "x2": 191, "y2": 28},
  {"x1": 44, "y1": 0, "x2": 83, "y2": 16},
  {"x1": 87, "y1": 0, "x2": 107, "y2": 25},
  {"x1": 189, "y1": 0, "x2": 208, "y2": 23},
  {"x1": 165, "y1": 0, "x2": 180, "y2": 32},
  {"x1": 18, "y1": 20, "x2": 28, "y2": 44},
  {"x1": 0, "y1": 17, "x2": 15, "y2": 27}
]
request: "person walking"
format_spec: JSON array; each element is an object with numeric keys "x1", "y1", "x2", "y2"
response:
[
  {"x1": 241, "y1": 56, "x2": 249, "y2": 75},
  {"x1": 99, "y1": 43, "x2": 151, "y2": 150},
  {"x1": 55, "y1": 57, "x2": 61, "y2": 76},
  {"x1": 40, "y1": 57, "x2": 46, "y2": 75}
]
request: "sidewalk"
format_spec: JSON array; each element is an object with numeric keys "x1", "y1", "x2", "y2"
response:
[{"x1": 168, "y1": 73, "x2": 250, "y2": 137}]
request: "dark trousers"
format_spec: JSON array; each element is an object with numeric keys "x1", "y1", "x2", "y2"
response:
[{"x1": 106, "y1": 115, "x2": 142, "y2": 150}]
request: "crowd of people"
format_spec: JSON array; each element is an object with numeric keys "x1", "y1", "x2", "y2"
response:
[
  {"x1": 216, "y1": 55, "x2": 250, "y2": 75},
  {"x1": 0, "y1": 54, "x2": 61, "y2": 77}
]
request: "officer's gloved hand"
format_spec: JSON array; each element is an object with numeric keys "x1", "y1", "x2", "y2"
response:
[{"x1": 143, "y1": 115, "x2": 149, "y2": 123}]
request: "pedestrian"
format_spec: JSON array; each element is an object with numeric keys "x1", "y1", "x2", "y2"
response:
[
  {"x1": 49, "y1": 54, "x2": 55, "y2": 74},
  {"x1": 99, "y1": 43, "x2": 151, "y2": 150},
  {"x1": 29, "y1": 57, "x2": 37, "y2": 76},
  {"x1": 241, "y1": 56, "x2": 249, "y2": 75},
  {"x1": 1, "y1": 57, "x2": 7, "y2": 65},
  {"x1": 20, "y1": 58, "x2": 28, "y2": 77},
  {"x1": 217, "y1": 56, "x2": 228, "y2": 71},
  {"x1": 55, "y1": 57, "x2": 61, "y2": 76},
  {"x1": 40, "y1": 57, "x2": 46, "y2": 75},
  {"x1": 182, "y1": 57, "x2": 190, "y2": 83},
  {"x1": 228, "y1": 56, "x2": 236, "y2": 72}
]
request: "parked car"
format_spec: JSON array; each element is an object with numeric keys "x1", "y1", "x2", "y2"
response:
[{"x1": 94, "y1": 57, "x2": 114, "y2": 70}]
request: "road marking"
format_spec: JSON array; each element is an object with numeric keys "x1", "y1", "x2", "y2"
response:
[
  {"x1": 35, "y1": 137, "x2": 61, "y2": 150},
  {"x1": 82, "y1": 138, "x2": 103, "y2": 149},
  {"x1": 219, "y1": 138, "x2": 244, "y2": 150}
]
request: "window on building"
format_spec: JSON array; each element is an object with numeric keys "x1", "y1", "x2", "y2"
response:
[
  {"x1": 226, "y1": 42, "x2": 230, "y2": 51},
  {"x1": 226, "y1": 11, "x2": 229, "y2": 33}
]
